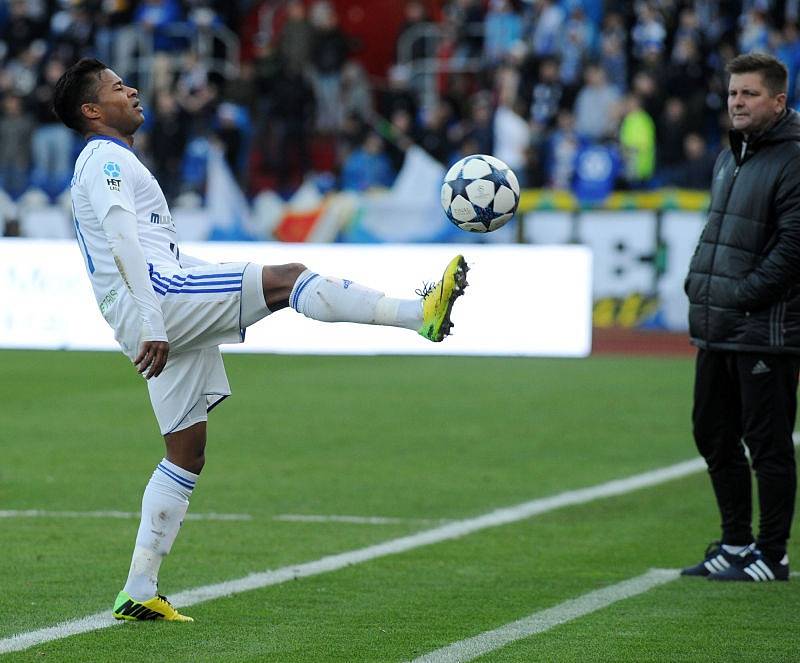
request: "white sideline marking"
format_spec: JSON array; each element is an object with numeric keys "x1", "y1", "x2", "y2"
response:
[
  {"x1": 0, "y1": 454, "x2": 710, "y2": 654},
  {"x1": 274, "y1": 514, "x2": 450, "y2": 525},
  {"x1": 0, "y1": 510, "x2": 252, "y2": 522},
  {"x1": 409, "y1": 569, "x2": 679, "y2": 663}
]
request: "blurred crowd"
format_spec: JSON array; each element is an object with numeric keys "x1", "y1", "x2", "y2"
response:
[{"x1": 2, "y1": 0, "x2": 800, "y2": 208}]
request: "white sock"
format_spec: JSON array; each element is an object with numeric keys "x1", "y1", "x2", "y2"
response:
[
  {"x1": 123, "y1": 458, "x2": 197, "y2": 601},
  {"x1": 722, "y1": 543, "x2": 753, "y2": 555},
  {"x1": 290, "y1": 270, "x2": 422, "y2": 330}
]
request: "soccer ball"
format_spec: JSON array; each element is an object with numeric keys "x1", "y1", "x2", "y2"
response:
[{"x1": 440, "y1": 154, "x2": 520, "y2": 233}]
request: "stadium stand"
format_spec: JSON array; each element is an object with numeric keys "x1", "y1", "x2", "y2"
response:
[{"x1": 2, "y1": 0, "x2": 800, "y2": 240}]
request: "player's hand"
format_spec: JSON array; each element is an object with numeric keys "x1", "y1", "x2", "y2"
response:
[{"x1": 134, "y1": 340, "x2": 169, "y2": 379}]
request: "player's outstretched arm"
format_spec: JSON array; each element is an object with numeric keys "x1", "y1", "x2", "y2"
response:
[{"x1": 101, "y1": 205, "x2": 169, "y2": 378}]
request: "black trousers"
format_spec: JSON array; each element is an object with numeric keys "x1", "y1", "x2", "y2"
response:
[{"x1": 692, "y1": 349, "x2": 799, "y2": 560}]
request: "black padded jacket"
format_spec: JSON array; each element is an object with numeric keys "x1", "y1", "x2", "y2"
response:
[{"x1": 685, "y1": 109, "x2": 800, "y2": 353}]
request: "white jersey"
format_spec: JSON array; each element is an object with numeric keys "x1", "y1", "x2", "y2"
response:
[{"x1": 71, "y1": 136, "x2": 180, "y2": 354}]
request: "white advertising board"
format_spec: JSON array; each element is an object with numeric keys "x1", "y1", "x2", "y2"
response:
[{"x1": 0, "y1": 240, "x2": 592, "y2": 357}]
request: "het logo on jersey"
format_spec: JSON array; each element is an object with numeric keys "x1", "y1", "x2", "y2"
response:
[{"x1": 103, "y1": 161, "x2": 122, "y2": 192}]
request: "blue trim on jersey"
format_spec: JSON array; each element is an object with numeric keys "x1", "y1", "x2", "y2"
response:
[
  {"x1": 290, "y1": 272, "x2": 318, "y2": 310},
  {"x1": 86, "y1": 135, "x2": 134, "y2": 152},
  {"x1": 73, "y1": 218, "x2": 95, "y2": 274},
  {"x1": 76, "y1": 142, "x2": 103, "y2": 183},
  {"x1": 157, "y1": 463, "x2": 195, "y2": 490}
]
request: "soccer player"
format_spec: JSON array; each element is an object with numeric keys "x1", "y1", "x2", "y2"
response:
[{"x1": 53, "y1": 58, "x2": 468, "y2": 622}]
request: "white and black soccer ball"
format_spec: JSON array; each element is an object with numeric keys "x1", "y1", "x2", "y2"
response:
[{"x1": 440, "y1": 154, "x2": 520, "y2": 233}]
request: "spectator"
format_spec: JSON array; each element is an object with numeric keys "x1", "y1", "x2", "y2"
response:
[
  {"x1": 738, "y1": 8, "x2": 770, "y2": 54},
  {"x1": 134, "y1": 0, "x2": 185, "y2": 53},
  {"x1": 637, "y1": 41, "x2": 668, "y2": 93},
  {"x1": 442, "y1": 0, "x2": 485, "y2": 62},
  {"x1": 546, "y1": 109, "x2": 581, "y2": 189},
  {"x1": 572, "y1": 63, "x2": 621, "y2": 141},
  {"x1": 49, "y1": 0, "x2": 95, "y2": 63},
  {"x1": 278, "y1": 0, "x2": 314, "y2": 74},
  {"x1": 30, "y1": 59, "x2": 75, "y2": 197},
  {"x1": 92, "y1": 0, "x2": 136, "y2": 64},
  {"x1": 1, "y1": 0, "x2": 45, "y2": 61},
  {"x1": 483, "y1": 0, "x2": 522, "y2": 66},
  {"x1": 340, "y1": 131, "x2": 394, "y2": 191},
  {"x1": 396, "y1": 0, "x2": 430, "y2": 63},
  {"x1": 3, "y1": 42, "x2": 44, "y2": 98},
  {"x1": 460, "y1": 91, "x2": 494, "y2": 156},
  {"x1": 149, "y1": 91, "x2": 189, "y2": 201},
  {"x1": 494, "y1": 73, "x2": 529, "y2": 174},
  {"x1": 619, "y1": 93, "x2": 656, "y2": 187},
  {"x1": 214, "y1": 102, "x2": 249, "y2": 177},
  {"x1": 668, "y1": 132, "x2": 717, "y2": 189},
  {"x1": 377, "y1": 64, "x2": 418, "y2": 120},
  {"x1": 600, "y1": 9, "x2": 627, "y2": 51},
  {"x1": 222, "y1": 61, "x2": 259, "y2": 114},
  {"x1": 529, "y1": 57, "x2": 565, "y2": 129},
  {"x1": 599, "y1": 12, "x2": 627, "y2": 93},
  {"x1": 383, "y1": 107, "x2": 415, "y2": 174},
  {"x1": 656, "y1": 97, "x2": 690, "y2": 175},
  {"x1": 666, "y1": 37, "x2": 710, "y2": 123},
  {"x1": 526, "y1": 0, "x2": 565, "y2": 58},
  {"x1": 631, "y1": 70, "x2": 663, "y2": 125},
  {"x1": 340, "y1": 60, "x2": 373, "y2": 125},
  {"x1": 774, "y1": 22, "x2": 800, "y2": 106},
  {"x1": 265, "y1": 64, "x2": 316, "y2": 191},
  {"x1": 0, "y1": 95, "x2": 35, "y2": 198},
  {"x1": 695, "y1": 0, "x2": 727, "y2": 46},
  {"x1": 415, "y1": 99, "x2": 456, "y2": 164},
  {"x1": 671, "y1": 7, "x2": 703, "y2": 61},
  {"x1": 175, "y1": 51, "x2": 218, "y2": 135},
  {"x1": 631, "y1": 3, "x2": 667, "y2": 63},
  {"x1": 522, "y1": 122, "x2": 547, "y2": 188},
  {"x1": 310, "y1": 0, "x2": 350, "y2": 132},
  {"x1": 559, "y1": 6, "x2": 596, "y2": 88}
]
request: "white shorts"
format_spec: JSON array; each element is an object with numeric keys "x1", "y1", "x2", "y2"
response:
[
  {"x1": 144, "y1": 261, "x2": 269, "y2": 435},
  {"x1": 147, "y1": 346, "x2": 231, "y2": 435}
]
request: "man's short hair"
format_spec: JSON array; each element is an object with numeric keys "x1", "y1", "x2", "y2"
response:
[
  {"x1": 726, "y1": 53, "x2": 788, "y2": 96},
  {"x1": 52, "y1": 58, "x2": 108, "y2": 133}
]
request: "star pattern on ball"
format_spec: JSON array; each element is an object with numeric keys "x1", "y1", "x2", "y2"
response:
[
  {"x1": 481, "y1": 167, "x2": 510, "y2": 193},
  {"x1": 447, "y1": 176, "x2": 471, "y2": 200},
  {"x1": 447, "y1": 166, "x2": 510, "y2": 198}
]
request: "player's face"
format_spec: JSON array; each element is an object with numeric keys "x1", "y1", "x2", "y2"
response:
[
  {"x1": 728, "y1": 72, "x2": 785, "y2": 136},
  {"x1": 89, "y1": 69, "x2": 144, "y2": 135}
]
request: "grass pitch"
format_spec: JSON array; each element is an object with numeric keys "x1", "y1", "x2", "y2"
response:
[{"x1": 1, "y1": 350, "x2": 798, "y2": 661}]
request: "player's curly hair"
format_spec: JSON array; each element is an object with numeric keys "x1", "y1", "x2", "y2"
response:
[
  {"x1": 52, "y1": 58, "x2": 108, "y2": 133},
  {"x1": 726, "y1": 53, "x2": 788, "y2": 97}
]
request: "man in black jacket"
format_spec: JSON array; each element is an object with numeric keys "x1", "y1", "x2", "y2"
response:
[{"x1": 683, "y1": 53, "x2": 800, "y2": 582}]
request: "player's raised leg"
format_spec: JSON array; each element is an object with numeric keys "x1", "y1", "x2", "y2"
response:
[
  {"x1": 244, "y1": 255, "x2": 469, "y2": 343},
  {"x1": 416, "y1": 255, "x2": 469, "y2": 342}
]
